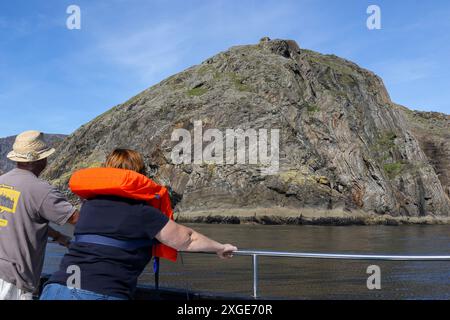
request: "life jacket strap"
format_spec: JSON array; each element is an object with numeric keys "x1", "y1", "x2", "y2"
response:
[{"x1": 73, "y1": 234, "x2": 155, "y2": 250}]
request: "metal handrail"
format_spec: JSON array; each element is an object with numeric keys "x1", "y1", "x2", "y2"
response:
[
  {"x1": 181, "y1": 250, "x2": 450, "y2": 298},
  {"x1": 232, "y1": 250, "x2": 450, "y2": 261}
]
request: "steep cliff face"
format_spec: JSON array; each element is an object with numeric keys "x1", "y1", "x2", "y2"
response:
[
  {"x1": 0, "y1": 134, "x2": 66, "y2": 175},
  {"x1": 43, "y1": 38, "x2": 450, "y2": 217},
  {"x1": 396, "y1": 106, "x2": 450, "y2": 199}
]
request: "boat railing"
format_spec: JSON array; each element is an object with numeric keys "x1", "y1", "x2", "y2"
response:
[{"x1": 180, "y1": 250, "x2": 450, "y2": 298}]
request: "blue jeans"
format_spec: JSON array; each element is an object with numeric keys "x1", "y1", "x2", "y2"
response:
[{"x1": 40, "y1": 283, "x2": 124, "y2": 300}]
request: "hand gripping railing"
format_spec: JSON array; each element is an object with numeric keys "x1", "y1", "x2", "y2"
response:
[{"x1": 182, "y1": 250, "x2": 450, "y2": 298}]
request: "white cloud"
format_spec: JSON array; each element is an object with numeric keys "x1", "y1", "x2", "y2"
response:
[
  {"x1": 88, "y1": 0, "x2": 312, "y2": 84},
  {"x1": 95, "y1": 22, "x2": 191, "y2": 82},
  {"x1": 371, "y1": 58, "x2": 437, "y2": 85}
]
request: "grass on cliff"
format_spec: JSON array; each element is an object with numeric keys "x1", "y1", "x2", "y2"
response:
[
  {"x1": 303, "y1": 50, "x2": 355, "y2": 76},
  {"x1": 376, "y1": 132, "x2": 397, "y2": 149},
  {"x1": 229, "y1": 73, "x2": 251, "y2": 92},
  {"x1": 370, "y1": 131, "x2": 397, "y2": 158},
  {"x1": 187, "y1": 87, "x2": 208, "y2": 97},
  {"x1": 212, "y1": 71, "x2": 251, "y2": 92},
  {"x1": 370, "y1": 131, "x2": 409, "y2": 178},
  {"x1": 383, "y1": 162, "x2": 405, "y2": 178},
  {"x1": 306, "y1": 103, "x2": 320, "y2": 113}
]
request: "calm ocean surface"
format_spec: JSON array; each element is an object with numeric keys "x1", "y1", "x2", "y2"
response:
[{"x1": 44, "y1": 224, "x2": 450, "y2": 299}]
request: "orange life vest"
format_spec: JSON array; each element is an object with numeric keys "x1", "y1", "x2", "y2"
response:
[{"x1": 69, "y1": 167, "x2": 178, "y2": 262}]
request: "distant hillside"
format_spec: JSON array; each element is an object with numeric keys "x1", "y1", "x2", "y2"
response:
[
  {"x1": 0, "y1": 134, "x2": 67, "y2": 175},
  {"x1": 42, "y1": 38, "x2": 450, "y2": 220}
]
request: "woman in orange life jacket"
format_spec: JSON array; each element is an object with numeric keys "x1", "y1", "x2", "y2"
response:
[{"x1": 40, "y1": 149, "x2": 237, "y2": 300}]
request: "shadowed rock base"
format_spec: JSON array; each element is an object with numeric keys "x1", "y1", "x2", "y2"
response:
[{"x1": 176, "y1": 208, "x2": 450, "y2": 225}]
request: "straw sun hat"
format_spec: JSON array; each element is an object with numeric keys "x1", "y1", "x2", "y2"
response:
[{"x1": 7, "y1": 131, "x2": 55, "y2": 163}]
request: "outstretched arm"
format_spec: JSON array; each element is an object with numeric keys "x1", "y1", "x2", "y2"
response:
[
  {"x1": 48, "y1": 227, "x2": 72, "y2": 247},
  {"x1": 155, "y1": 220, "x2": 237, "y2": 259},
  {"x1": 67, "y1": 210, "x2": 80, "y2": 225},
  {"x1": 48, "y1": 210, "x2": 79, "y2": 247}
]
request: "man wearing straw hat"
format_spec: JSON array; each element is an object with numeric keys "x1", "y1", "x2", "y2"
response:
[{"x1": 0, "y1": 131, "x2": 79, "y2": 300}]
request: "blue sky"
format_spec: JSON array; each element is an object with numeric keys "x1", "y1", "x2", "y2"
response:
[{"x1": 0, "y1": 0, "x2": 449, "y2": 137}]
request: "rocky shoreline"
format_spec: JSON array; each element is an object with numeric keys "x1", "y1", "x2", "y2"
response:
[{"x1": 175, "y1": 208, "x2": 450, "y2": 226}]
